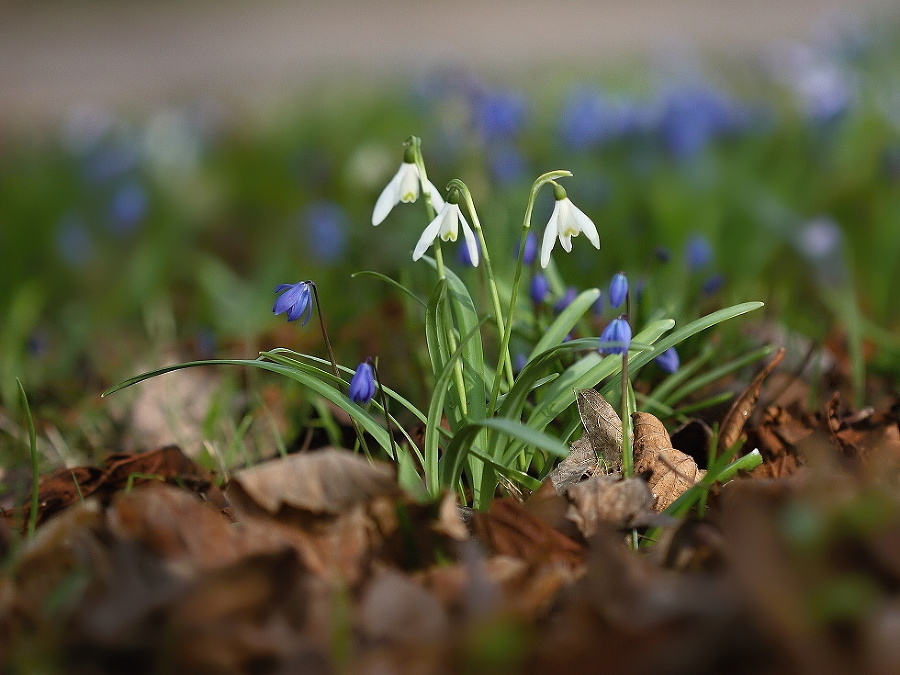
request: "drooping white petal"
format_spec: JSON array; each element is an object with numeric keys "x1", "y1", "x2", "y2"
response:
[
  {"x1": 459, "y1": 211, "x2": 479, "y2": 267},
  {"x1": 372, "y1": 167, "x2": 405, "y2": 225},
  {"x1": 571, "y1": 203, "x2": 600, "y2": 249},
  {"x1": 540, "y1": 201, "x2": 562, "y2": 268},
  {"x1": 423, "y1": 180, "x2": 446, "y2": 213},
  {"x1": 412, "y1": 205, "x2": 449, "y2": 260}
]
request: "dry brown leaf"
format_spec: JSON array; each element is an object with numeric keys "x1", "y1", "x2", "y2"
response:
[
  {"x1": 366, "y1": 492, "x2": 468, "y2": 572},
  {"x1": 4, "y1": 446, "x2": 220, "y2": 533},
  {"x1": 225, "y1": 447, "x2": 400, "y2": 515},
  {"x1": 548, "y1": 389, "x2": 622, "y2": 492},
  {"x1": 547, "y1": 437, "x2": 598, "y2": 494},
  {"x1": 101, "y1": 445, "x2": 216, "y2": 492},
  {"x1": 358, "y1": 568, "x2": 449, "y2": 645},
  {"x1": 163, "y1": 549, "x2": 316, "y2": 674},
  {"x1": 108, "y1": 483, "x2": 281, "y2": 572},
  {"x1": 633, "y1": 412, "x2": 705, "y2": 511},
  {"x1": 718, "y1": 347, "x2": 785, "y2": 453},
  {"x1": 565, "y1": 475, "x2": 658, "y2": 536},
  {"x1": 469, "y1": 498, "x2": 584, "y2": 568},
  {"x1": 3, "y1": 465, "x2": 103, "y2": 530}
]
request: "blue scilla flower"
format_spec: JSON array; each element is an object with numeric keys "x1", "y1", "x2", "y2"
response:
[
  {"x1": 599, "y1": 316, "x2": 631, "y2": 355},
  {"x1": 488, "y1": 144, "x2": 527, "y2": 186},
  {"x1": 471, "y1": 88, "x2": 528, "y2": 142},
  {"x1": 513, "y1": 353, "x2": 528, "y2": 374},
  {"x1": 658, "y1": 84, "x2": 746, "y2": 159},
  {"x1": 592, "y1": 291, "x2": 605, "y2": 317},
  {"x1": 557, "y1": 87, "x2": 646, "y2": 150},
  {"x1": 107, "y1": 181, "x2": 147, "y2": 235},
  {"x1": 685, "y1": 234, "x2": 713, "y2": 271},
  {"x1": 273, "y1": 281, "x2": 314, "y2": 325},
  {"x1": 530, "y1": 273, "x2": 550, "y2": 304},
  {"x1": 56, "y1": 215, "x2": 94, "y2": 268},
  {"x1": 609, "y1": 272, "x2": 628, "y2": 309},
  {"x1": 702, "y1": 274, "x2": 725, "y2": 296},
  {"x1": 348, "y1": 360, "x2": 376, "y2": 404},
  {"x1": 654, "y1": 347, "x2": 680, "y2": 374},
  {"x1": 517, "y1": 232, "x2": 538, "y2": 266},
  {"x1": 554, "y1": 287, "x2": 578, "y2": 314},
  {"x1": 83, "y1": 134, "x2": 141, "y2": 184},
  {"x1": 303, "y1": 201, "x2": 347, "y2": 262}
]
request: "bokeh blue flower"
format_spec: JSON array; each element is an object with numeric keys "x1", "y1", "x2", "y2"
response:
[
  {"x1": 303, "y1": 201, "x2": 348, "y2": 263},
  {"x1": 654, "y1": 347, "x2": 680, "y2": 374}
]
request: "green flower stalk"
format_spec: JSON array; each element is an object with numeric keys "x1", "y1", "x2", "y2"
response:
[
  {"x1": 447, "y1": 178, "x2": 514, "y2": 388},
  {"x1": 489, "y1": 170, "x2": 572, "y2": 415}
]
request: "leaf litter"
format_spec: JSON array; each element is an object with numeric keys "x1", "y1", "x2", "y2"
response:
[{"x1": 1, "y1": 362, "x2": 899, "y2": 673}]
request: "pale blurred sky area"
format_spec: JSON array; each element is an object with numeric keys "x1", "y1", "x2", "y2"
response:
[{"x1": 1, "y1": 0, "x2": 897, "y2": 128}]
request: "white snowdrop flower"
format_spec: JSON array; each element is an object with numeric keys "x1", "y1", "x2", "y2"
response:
[
  {"x1": 412, "y1": 191, "x2": 478, "y2": 266},
  {"x1": 539, "y1": 183, "x2": 600, "y2": 268},
  {"x1": 372, "y1": 149, "x2": 445, "y2": 225}
]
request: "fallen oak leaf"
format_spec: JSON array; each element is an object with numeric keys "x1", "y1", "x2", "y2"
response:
[
  {"x1": 224, "y1": 450, "x2": 401, "y2": 583},
  {"x1": 225, "y1": 447, "x2": 400, "y2": 515},
  {"x1": 565, "y1": 474, "x2": 662, "y2": 537},
  {"x1": 548, "y1": 389, "x2": 622, "y2": 493},
  {"x1": 3, "y1": 465, "x2": 103, "y2": 531},
  {"x1": 108, "y1": 483, "x2": 283, "y2": 572},
  {"x1": 633, "y1": 412, "x2": 706, "y2": 512},
  {"x1": 100, "y1": 445, "x2": 217, "y2": 496},
  {"x1": 469, "y1": 498, "x2": 583, "y2": 568},
  {"x1": 575, "y1": 388, "x2": 623, "y2": 469},
  {"x1": 718, "y1": 347, "x2": 785, "y2": 453}
]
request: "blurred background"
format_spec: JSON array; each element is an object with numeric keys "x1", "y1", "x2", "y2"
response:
[{"x1": 1, "y1": 0, "x2": 898, "y2": 464}]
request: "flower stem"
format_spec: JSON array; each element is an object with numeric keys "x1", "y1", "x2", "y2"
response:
[
  {"x1": 448, "y1": 178, "x2": 513, "y2": 389},
  {"x1": 620, "y1": 349, "x2": 633, "y2": 477},
  {"x1": 488, "y1": 169, "x2": 572, "y2": 416},
  {"x1": 370, "y1": 359, "x2": 398, "y2": 460},
  {"x1": 408, "y1": 137, "x2": 468, "y2": 418},
  {"x1": 434, "y1": 241, "x2": 469, "y2": 417},
  {"x1": 311, "y1": 282, "x2": 370, "y2": 457}
]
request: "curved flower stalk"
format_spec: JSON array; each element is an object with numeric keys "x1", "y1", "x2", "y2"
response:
[
  {"x1": 539, "y1": 183, "x2": 601, "y2": 268},
  {"x1": 372, "y1": 146, "x2": 445, "y2": 226}
]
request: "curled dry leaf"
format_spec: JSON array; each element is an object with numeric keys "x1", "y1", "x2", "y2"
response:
[
  {"x1": 548, "y1": 437, "x2": 597, "y2": 494},
  {"x1": 565, "y1": 475, "x2": 658, "y2": 537},
  {"x1": 548, "y1": 389, "x2": 622, "y2": 493},
  {"x1": 576, "y1": 388, "x2": 623, "y2": 471},
  {"x1": 4, "y1": 445, "x2": 218, "y2": 532},
  {"x1": 633, "y1": 412, "x2": 706, "y2": 512},
  {"x1": 226, "y1": 447, "x2": 400, "y2": 515},
  {"x1": 718, "y1": 347, "x2": 786, "y2": 453}
]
